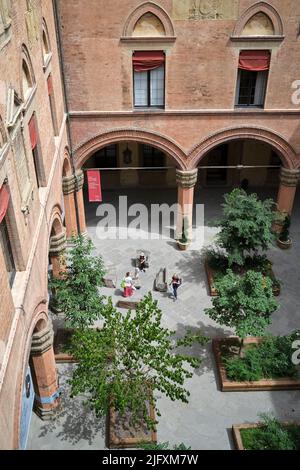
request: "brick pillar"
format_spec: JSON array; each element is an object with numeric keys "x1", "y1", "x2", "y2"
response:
[
  {"x1": 75, "y1": 170, "x2": 87, "y2": 235},
  {"x1": 62, "y1": 174, "x2": 78, "y2": 239},
  {"x1": 30, "y1": 323, "x2": 60, "y2": 420},
  {"x1": 277, "y1": 168, "x2": 300, "y2": 215},
  {"x1": 49, "y1": 229, "x2": 67, "y2": 279},
  {"x1": 176, "y1": 169, "x2": 198, "y2": 244}
]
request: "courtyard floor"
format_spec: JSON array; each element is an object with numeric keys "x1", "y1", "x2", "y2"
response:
[{"x1": 27, "y1": 187, "x2": 300, "y2": 450}]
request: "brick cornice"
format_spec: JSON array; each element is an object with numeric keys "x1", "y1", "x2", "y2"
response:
[{"x1": 74, "y1": 128, "x2": 187, "y2": 170}]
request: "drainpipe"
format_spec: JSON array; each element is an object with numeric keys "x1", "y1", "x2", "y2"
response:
[{"x1": 52, "y1": 0, "x2": 81, "y2": 234}]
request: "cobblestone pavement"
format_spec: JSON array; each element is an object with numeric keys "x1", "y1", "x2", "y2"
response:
[{"x1": 27, "y1": 187, "x2": 300, "y2": 450}]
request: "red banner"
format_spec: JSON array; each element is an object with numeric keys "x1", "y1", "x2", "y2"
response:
[{"x1": 87, "y1": 170, "x2": 102, "y2": 202}]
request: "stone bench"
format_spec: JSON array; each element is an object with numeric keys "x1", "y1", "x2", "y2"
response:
[{"x1": 155, "y1": 267, "x2": 168, "y2": 292}]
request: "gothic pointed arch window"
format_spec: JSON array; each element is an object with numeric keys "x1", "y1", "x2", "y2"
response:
[
  {"x1": 231, "y1": 2, "x2": 284, "y2": 42},
  {"x1": 21, "y1": 46, "x2": 36, "y2": 103},
  {"x1": 42, "y1": 18, "x2": 52, "y2": 69}
]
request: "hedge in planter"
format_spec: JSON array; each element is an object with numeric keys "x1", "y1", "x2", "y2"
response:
[
  {"x1": 67, "y1": 293, "x2": 208, "y2": 437},
  {"x1": 236, "y1": 413, "x2": 300, "y2": 451},
  {"x1": 50, "y1": 235, "x2": 106, "y2": 329}
]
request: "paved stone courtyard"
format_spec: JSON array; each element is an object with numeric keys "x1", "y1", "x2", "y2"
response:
[{"x1": 27, "y1": 187, "x2": 300, "y2": 450}]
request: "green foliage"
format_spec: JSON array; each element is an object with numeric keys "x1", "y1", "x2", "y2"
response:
[
  {"x1": 216, "y1": 189, "x2": 275, "y2": 267},
  {"x1": 224, "y1": 332, "x2": 300, "y2": 382},
  {"x1": 139, "y1": 442, "x2": 191, "y2": 450},
  {"x1": 241, "y1": 413, "x2": 300, "y2": 450},
  {"x1": 68, "y1": 293, "x2": 207, "y2": 429},
  {"x1": 205, "y1": 269, "x2": 278, "y2": 340},
  {"x1": 49, "y1": 235, "x2": 106, "y2": 329}
]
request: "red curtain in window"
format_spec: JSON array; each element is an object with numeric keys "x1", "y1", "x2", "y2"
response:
[
  {"x1": 133, "y1": 51, "x2": 165, "y2": 72},
  {"x1": 238, "y1": 50, "x2": 271, "y2": 72},
  {"x1": 0, "y1": 185, "x2": 10, "y2": 224},
  {"x1": 47, "y1": 75, "x2": 53, "y2": 96},
  {"x1": 28, "y1": 116, "x2": 38, "y2": 150}
]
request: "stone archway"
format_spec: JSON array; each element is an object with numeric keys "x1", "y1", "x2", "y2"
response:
[
  {"x1": 62, "y1": 149, "x2": 78, "y2": 238},
  {"x1": 49, "y1": 208, "x2": 67, "y2": 280}
]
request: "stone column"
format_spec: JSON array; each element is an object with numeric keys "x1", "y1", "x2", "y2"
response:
[
  {"x1": 49, "y1": 229, "x2": 67, "y2": 279},
  {"x1": 277, "y1": 168, "x2": 300, "y2": 215},
  {"x1": 62, "y1": 174, "x2": 78, "y2": 239},
  {"x1": 176, "y1": 169, "x2": 198, "y2": 243},
  {"x1": 75, "y1": 170, "x2": 87, "y2": 235},
  {"x1": 30, "y1": 323, "x2": 60, "y2": 420}
]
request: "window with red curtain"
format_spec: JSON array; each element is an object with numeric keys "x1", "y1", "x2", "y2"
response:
[
  {"x1": 133, "y1": 51, "x2": 165, "y2": 108},
  {"x1": 28, "y1": 115, "x2": 38, "y2": 150},
  {"x1": 0, "y1": 185, "x2": 10, "y2": 224},
  {"x1": 236, "y1": 51, "x2": 270, "y2": 108},
  {"x1": 47, "y1": 75, "x2": 53, "y2": 96}
]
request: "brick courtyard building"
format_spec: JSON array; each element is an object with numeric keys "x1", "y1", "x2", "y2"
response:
[{"x1": 0, "y1": 0, "x2": 300, "y2": 449}]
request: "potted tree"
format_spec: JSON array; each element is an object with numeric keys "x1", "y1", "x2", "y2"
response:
[
  {"x1": 67, "y1": 293, "x2": 207, "y2": 448},
  {"x1": 177, "y1": 217, "x2": 190, "y2": 251},
  {"x1": 277, "y1": 213, "x2": 292, "y2": 250}
]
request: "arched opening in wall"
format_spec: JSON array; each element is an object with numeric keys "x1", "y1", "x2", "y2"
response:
[
  {"x1": 195, "y1": 138, "x2": 284, "y2": 217},
  {"x1": 132, "y1": 13, "x2": 166, "y2": 37},
  {"x1": 82, "y1": 141, "x2": 178, "y2": 241}
]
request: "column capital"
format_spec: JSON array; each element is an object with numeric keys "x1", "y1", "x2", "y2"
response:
[
  {"x1": 280, "y1": 167, "x2": 300, "y2": 187},
  {"x1": 75, "y1": 170, "x2": 84, "y2": 192},
  {"x1": 62, "y1": 174, "x2": 76, "y2": 195},
  {"x1": 31, "y1": 323, "x2": 54, "y2": 356},
  {"x1": 49, "y1": 229, "x2": 67, "y2": 256},
  {"x1": 176, "y1": 169, "x2": 198, "y2": 188}
]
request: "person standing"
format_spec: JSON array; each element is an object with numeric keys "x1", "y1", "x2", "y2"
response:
[
  {"x1": 122, "y1": 272, "x2": 135, "y2": 298},
  {"x1": 170, "y1": 274, "x2": 182, "y2": 301}
]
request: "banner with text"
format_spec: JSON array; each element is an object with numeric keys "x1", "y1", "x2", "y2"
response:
[{"x1": 87, "y1": 170, "x2": 102, "y2": 202}]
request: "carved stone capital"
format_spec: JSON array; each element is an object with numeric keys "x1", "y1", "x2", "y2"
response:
[
  {"x1": 62, "y1": 174, "x2": 76, "y2": 195},
  {"x1": 280, "y1": 168, "x2": 300, "y2": 187},
  {"x1": 49, "y1": 229, "x2": 66, "y2": 256},
  {"x1": 75, "y1": 170, "x2": 84, "y2": 192},
  {"x1": 176, "y1": 169, "x2": 198, "y2": 188},
  {"x1": 31, "y1": 324, "x2": 54, "y2": 356}
]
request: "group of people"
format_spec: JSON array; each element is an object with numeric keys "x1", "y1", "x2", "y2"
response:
[{"x1": 121, "y1": 253, "x2": 182, "y2": 301}]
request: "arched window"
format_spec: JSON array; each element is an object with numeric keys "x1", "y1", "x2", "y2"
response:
[
  {"x1": 132, "y1": 12, "x2": 166, "y2": 37},
  {"x1": 242, "y1": 12, "x2": 275, "y2": 37},
  {"x1": 42, "y1": 19, "x2": 52, "y2": 67},
  {"x1": 21, "y1": 47, "x2": 35, "y2": 102}
]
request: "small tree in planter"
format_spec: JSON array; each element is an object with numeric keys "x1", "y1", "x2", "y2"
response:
[
  {"x1": 205, "y1": 269, "x2": 278, "y2": 355},
  {"x1": 68, "y1": 293, "x2": 207, "y2": 433},
  {"x1": 50, "y1": 235, "x2": 106, "y2": 329},
  {"x1": 177, "y1": 217, "x2": 190, "y2": 251},
  {"x1": 216, "y1": 189, "x2": 275, "y2": 268}
]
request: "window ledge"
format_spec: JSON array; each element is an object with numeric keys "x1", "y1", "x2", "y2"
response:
[
  {"x1": 21, "y1": 182, "x2": 34, "y2": 215},
  {"x1": 133, "y1": 108, "x2": 165, "y2": 112},
  {"x1": 230, "y1": 35, "x2": 285, "y2": 43},
  {"x1": 22, "y1": 84, "x2": 37, "y2": 115},
  {"x1": 43, "y1": 52, "x2": 53, "y2": 72},
  {"x1": 234, "y1": 106, "x2": 265, "y2": 112},
  {"x1": 120, "y1": 36, "x2": 176, "y2": 44}
]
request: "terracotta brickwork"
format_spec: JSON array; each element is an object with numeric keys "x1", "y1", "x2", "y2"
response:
[{"x1": 0, "y1": 0, "x2": 68, "y2": 449}]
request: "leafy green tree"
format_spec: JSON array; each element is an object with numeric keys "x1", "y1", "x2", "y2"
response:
[
  {"x1": 50, "y1": 235, "x2": 106, "y2": 329},
  {"x1": 205, "y1": 270, "x2": 278, "y2": 354},
  {"x1": 68, "y1": 293, "x2": 208, "y2": 429},
  {"x1": 216, "y1": 189, "x2": 275, "y2": 267}
]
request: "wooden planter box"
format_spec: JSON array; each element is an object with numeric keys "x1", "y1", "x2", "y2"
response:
[
  {"x1": 213, "y1": 337, "x2": 300, "y2": 392},
  {"x1": 54, "y1": 328, "x2": 77, "y2": 363},
  {"x1": 205, "y1": 260, "x2": 280, "y2": 297},
  {"x1": 107, "y1": 400, "x2": 157, "y2": 449},
  {"x1": 232, "y1": 422, "x2": 300, "y2": 450},
  {"x1": 117, "y1": 300, "x2": 140, "y2": 310}
]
